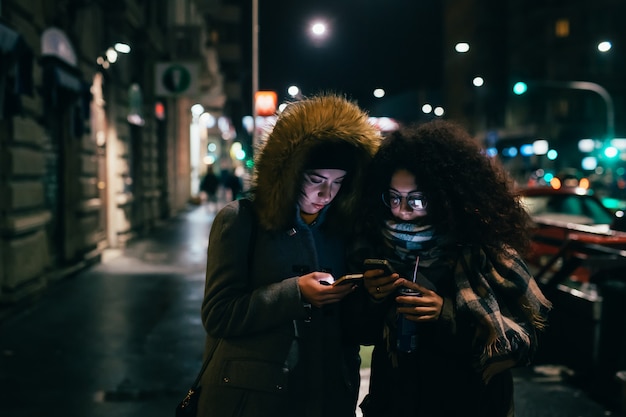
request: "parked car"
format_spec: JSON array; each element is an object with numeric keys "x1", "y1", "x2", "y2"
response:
[
  {"x1": 518, "y1": 185, "x2": 626, "y2": 282},
  {"x1": 518, "y1": 186, "x2": 626, "y2": 407}
]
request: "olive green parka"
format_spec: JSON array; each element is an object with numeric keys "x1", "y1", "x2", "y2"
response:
[{"x1": 197, "y1": 94, "x2": 380, "y2": 417}]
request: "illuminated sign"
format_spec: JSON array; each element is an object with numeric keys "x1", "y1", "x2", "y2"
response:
[{"x1": 255, "y1": 91, "x2": 278, "y2": 117}]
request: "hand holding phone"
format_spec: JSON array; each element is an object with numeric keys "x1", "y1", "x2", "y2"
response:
[
  {"x1": 362, "y1": 259, "x2": 398, "y2": 300},
  {"x1": 363, "y1": 258, "x2": 396, "y2": 275},
  {"x1": 331, "y1": 273, "x2": 364, "y2": 286}
]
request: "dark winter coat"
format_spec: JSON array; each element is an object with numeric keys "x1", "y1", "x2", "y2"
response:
[{"x1": 197, "y1": 94, "x2": 380, "y2": 417}]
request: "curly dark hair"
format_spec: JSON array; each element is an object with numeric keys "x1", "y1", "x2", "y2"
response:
[{"x1": 362, "y1": 119, "x2": 532, "y2": 256}]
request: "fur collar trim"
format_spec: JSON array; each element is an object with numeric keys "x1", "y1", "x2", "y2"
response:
[{"x1": 252, "y1": 94, "x2": 380, "y2": 231}]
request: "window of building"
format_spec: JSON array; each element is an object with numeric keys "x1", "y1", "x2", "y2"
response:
[{"x1": 555, "y1": 18, "x2": 570, "y2": 38}]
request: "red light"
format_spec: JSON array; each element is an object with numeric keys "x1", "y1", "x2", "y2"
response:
[{"x1": 155, "y1": 102, "x2": 165, "y2": 120}]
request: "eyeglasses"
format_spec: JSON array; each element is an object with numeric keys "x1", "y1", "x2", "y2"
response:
[{"x1": 382, "y1": 191, "x2": 428, "y2": 211}]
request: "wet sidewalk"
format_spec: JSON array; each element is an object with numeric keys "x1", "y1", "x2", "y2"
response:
[{"x1": 0, "y1": 204, "x2": 620, "y2": 417}]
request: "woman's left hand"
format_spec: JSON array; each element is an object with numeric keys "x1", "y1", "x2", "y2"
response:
[
  {"x1": 363, "y1": 269, "x2": 400, "y2": 300},
  {"x1": 394, "y1": 279, "x2": 444, "y2": 321}
]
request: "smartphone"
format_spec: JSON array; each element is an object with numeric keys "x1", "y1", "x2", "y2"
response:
[
  {"x1": 363, "y1": 258, "x2": 396, "y2": 275},
  {"x1": 331, "y1": 273, "x2": 364, "y2": 287}
]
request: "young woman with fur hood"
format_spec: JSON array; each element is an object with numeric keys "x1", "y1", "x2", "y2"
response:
[{"x1": 196, "y1": 93, "x2": 380, "y2": 417}]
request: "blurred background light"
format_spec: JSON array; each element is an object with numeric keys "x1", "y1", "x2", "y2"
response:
[
  {"x1": 610, "y1": 138, "x2": 626, "y2": 150},
  {"x1": 310, "y1": 21, "x2": 328, "y2": 39},
  {"x1": 106, "y1": 48, "x2": 118, "y2": 63},
  {"x1": 547, "y1": 149, "x2": 558, "y2": 160},
  {"x1": 533, "y1": 139, "x2": 549, "y2": 155},
  {"x1": 287, "y1": 85, "x2": 300, "y2": 97},
  {"x1": 550, "y1": 177, "x2": 562, "y2": 189},
  {"x1": 242, "y1": 115, "x2": 254, "y2": 134},
  {"x1": 604, "y1": 146, "x2": 619, "y2": 158},
  {"x1": 597, "y1": 41, "x2": 612, "y2": 52},
  {"x1": 114, "y1": 43, "x2": 131, "y2": 53},
  {"x1": 582, "y1": 156, "x2": 598, "y2": 170},
  {"x1": 513, "y1": 81, "x2": 528, "y2": 95},
  {"x1": 579, "y1": 177, "x2": 590, "y2": 189},
  {"x1": 199, "y1": 112, "x2": 216, "y2": 128},
  {"x1": 191, "y1": 104, "x2": 204, "y2": 117},
  {"x1": 520, "y1": 144, "x2": 534, "y2": 156},
  {"x1": 455, "y1": 42, "x2": 470, "y2": 53},
  {"x1": 502, "y1": 147, "x2": 518, "y2": 157},
  {"x1": 578, "y1": 139, "x2": 596, "y2": 153}
]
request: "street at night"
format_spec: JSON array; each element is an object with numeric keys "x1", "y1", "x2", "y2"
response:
[{"x1": 1, "y1": 1, "x2": 626, "y2": 416}]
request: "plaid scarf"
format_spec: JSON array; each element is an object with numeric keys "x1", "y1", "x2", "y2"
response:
[
  {"x1": 379, "y1": 220, "x2": 551, "y2": 380},
  {"x1": 381, "y1": 219, "x2": 441, "y2": 263},
  {"x1": 456, "y1": 245, "x2": 552, "y2": 379}
]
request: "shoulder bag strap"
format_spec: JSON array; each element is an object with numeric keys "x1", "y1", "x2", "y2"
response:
[{"x1": 190, "y1": 198, "x2": 257, "y2": 389}]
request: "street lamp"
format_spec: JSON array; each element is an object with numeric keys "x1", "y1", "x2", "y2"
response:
[
  {"x1": 252, "y1": 0, "x2": 260, "y2": 149},
  {"x1": 597, "y1": 41, "x2": 612, "y2": 53},
  {"x1": 455, "y1": 42, "x2": 470, "y2": 53},
  {"x1": 310, "y1": 21, "x2": 327, "y2": 38},
  {"x1": 513, "y1": 79, "x2": 615, "y2": 140}
]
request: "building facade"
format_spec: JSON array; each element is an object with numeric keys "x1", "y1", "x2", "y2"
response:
[
  {"x1": 443, "y1": 0, "x2": 626, "y2": 183},
  {"x1": 0, "y1": 0, "x2": 244, "y2": 315}
]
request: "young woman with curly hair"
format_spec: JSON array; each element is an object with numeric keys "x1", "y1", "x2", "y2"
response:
[{"x1": 353, "y1": 120, "x2": 551, "y2": 417}]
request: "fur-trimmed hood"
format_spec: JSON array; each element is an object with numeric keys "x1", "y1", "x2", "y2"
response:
[{"x1": 252, "y1": 94, "x2": 381, "y2": 231}]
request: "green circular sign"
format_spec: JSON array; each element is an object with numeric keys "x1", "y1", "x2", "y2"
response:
[{"x1": 162, "y1": 65, "x2": 191, "y2": 93}]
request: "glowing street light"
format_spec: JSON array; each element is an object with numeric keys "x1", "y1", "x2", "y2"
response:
[
  {"x1": 310, "y1": 21, "x2": 327, "y2": 38},
  {"x1": 105, "y1": 48, "x2": 118, "y2": 63},
  {"x1": 288, "y1": 85, "x2": 299, "y2": 96},
  {"x1": 455, "y1": 42, "x2": 470, "y2": 53},
  {"x1": 308, "y1": 19, "x2": 330, "y2": 46},
  {"x1": 288, "y1": 85, "x2": 301, "y2": 98},
  {"x1": 598, "y1": 41, "x2": 612, "y2": 53},
  {"x1": 114, "y1": 43, "x2": 131, "y2": 54},
  {"x1": 513, "y1": 81, "x2": 528, "y2": 95}
]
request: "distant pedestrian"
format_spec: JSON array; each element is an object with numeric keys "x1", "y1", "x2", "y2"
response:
[{"x1": 200, "y1": 166, "x2": 220, "y2": 210}]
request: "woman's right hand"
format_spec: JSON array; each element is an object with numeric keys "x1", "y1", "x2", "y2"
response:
[
  {"x1": 298, "y1": 272, "x2": 356, "y2": 308},
  {"x1": 363, "y1": 269, "x2": 401, "y2": 300}
]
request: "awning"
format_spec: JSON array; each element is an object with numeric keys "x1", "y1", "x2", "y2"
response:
[
  {"x1": 0, "y1": 23, "x2": 20, "y2": 54},
  {"x1": 0, "y1": 24, "x2": 34, "y2": 117},
  {"x1": 40, "y1": 56, "x2": 91, "y2": 136},
  {"x1": 52, "y1": 66, "x2": 84, "y2": 93},
  {"x1": 41, "y1": 56, "x2": 88, "y2": 98}
]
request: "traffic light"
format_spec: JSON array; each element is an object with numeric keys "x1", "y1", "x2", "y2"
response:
[
  {"x1": 603, "y1": 145, "x2": 619, "y2": 159},
  {"x1": 513, "y1": 81, "x2": 528, "y2": 95}
]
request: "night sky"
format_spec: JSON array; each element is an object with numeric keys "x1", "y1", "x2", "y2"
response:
[{"x1": 249, "y1": 0, "x2": 443, "y2": 122}]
